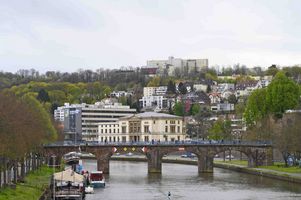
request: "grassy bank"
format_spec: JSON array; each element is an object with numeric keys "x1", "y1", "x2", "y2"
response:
[
  {"x1": 214, "y1": 160, "x2": 301, "y2": 173},
  {"x1": 214, "y1": 160, "x2": 248, "y2": 166},
  {"x1": 259, "y1": 163, "x2": 301, "y2": 173},
  {"x1": 0, "y1": 166, "x2": 54, "y2": 200}
]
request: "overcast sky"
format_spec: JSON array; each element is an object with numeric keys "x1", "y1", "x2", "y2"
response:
[{"x1": 0, "y1": 0, "x2": 301, "y2": 72}]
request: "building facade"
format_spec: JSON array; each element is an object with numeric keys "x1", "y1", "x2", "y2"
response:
[
  {"x1": 81, "y1": 101, "x2": 136, "y2": 141},
  {"x1": 143, "y1": 86, "x2": 167, "y2": 97},
  {"x1": 53, "y1": 100, "x2": 136, "y2": 142},
  {"x1": 54, "y1": 107, "x2": 65, "y2": 122},
  {"x1": 147, "y1": 56, "x2": 208, "y2": 76},
  {"x1": 97, "y1": 112, "x2": 186, "y2": 143},
  {"x1": 139, "y1": 96, "x2": 168, "y2": 111},
  {"x1": 63, "y1": 107, "x2": 82, "y2": 142}
]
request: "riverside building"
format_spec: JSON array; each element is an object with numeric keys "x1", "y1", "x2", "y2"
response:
[
  {"x1": 97, "y1": 112, "x2": 186, "y2": 143},
  {"x1": 54, "y1": 99, "x2": 136, "y2": 142}
]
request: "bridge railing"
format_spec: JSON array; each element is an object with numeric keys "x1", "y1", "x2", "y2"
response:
[{"x1": 45, "y1": 140, "x2": 272, "y2": 147}]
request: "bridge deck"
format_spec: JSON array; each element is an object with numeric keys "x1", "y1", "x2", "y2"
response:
[{"x1": 45, "y1": 141, "x2": 272, "y2": 148}]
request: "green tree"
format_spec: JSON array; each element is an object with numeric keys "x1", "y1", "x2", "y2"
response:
[
  {"x1": 190, "y1": 104, "x2": 200, "y2": 116},
  {"x1": 118, "y1": 96, "x2": 127, "y2": 105},
  {"x1": 173, "y1": 102, "x2": 184, "y2": 116},
  {"x1": 228, "y1": 94, "x2": 237, "y2": 104},
  {"x1": 244, "y1": 88, "x2": 267, "y2": 126},
  {"x1": 48, "y1": 90, "x2": 67, "y2": 105},
  {"x1": 235, "y1": 102, "x2": 246, "y2": 118},
  {"x1": 193, "y1": 107, "x2": 212, "y2": 139},
  {"x1": 266, "y1": 71, "x2": 300, "y2": 118},
  {"x1": 208, "y1": 120, "x2": 232, "y2": 140},
  {"x1": 36, "y1": 88, "x2": 50, "y2": 102},
  {"x1": 147, "y1": 76, "x2": 161, "y2": 87},
  {"x1": 103, "y1": 86, "x2": 112, "y2": 97},
  {"x1": 265, "y1": 65, "x2": 279, "y2": 76}
]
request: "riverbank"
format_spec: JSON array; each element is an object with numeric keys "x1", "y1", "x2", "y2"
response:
[
  {"x1": 110, "y1": 156, "x2": 301, "y2": 184},
  {"x1": 0, "y1": 166, "x2": 53, "y2": 200}
]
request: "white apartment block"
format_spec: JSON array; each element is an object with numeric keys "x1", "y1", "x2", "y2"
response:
[
  {"x1": 143, "y1": 86, "x2": 167, "y2": 97},
  {"x1": 193, "y1": 84, "x2": 208, "y2": 92},
  {"x1": 54, "y1": 107, "x2": 65, "y2": 122},
  {"x1": 53, "y1": 100, "x2": 136, "y2": 142},
  {"x1": 54, "y1": 103, "x2": 86, "y2": 122},
  {"x1": 81, "y1": 101, "x2": 136, "y2": 141},
  {"x1": 139, "y1": 96, "x2": 167, "y2": 111},
  {"x1": 217, "y1": 83, "x2": 235, "y2": 93},
  {"x1": 147, "y1": 56, "x2": 208, "y2": 76},
  {"x1": 211, "y1": 103, "x2": 235, "y2": 112},
  {"x1": 110, "y1": 91, "x2": 132, "y2": 98},
  {"x1": 97, "y1": 112, "x2": 186, "y2": 143}
]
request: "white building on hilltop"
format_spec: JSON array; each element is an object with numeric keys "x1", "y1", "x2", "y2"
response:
[{"x1": 147, "y1": 56, "x2": 208, "y2": 76}]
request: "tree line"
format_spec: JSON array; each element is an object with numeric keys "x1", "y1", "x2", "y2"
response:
[
  {"x1": 244, "y1": 71, "x2": 301, "y2": 165},
  {"x1": 0, "y1": 92, "x2": 57, "y2": 185},
  {"x1": 2, "y1": 64, "x2": 301, "y2": 89}
]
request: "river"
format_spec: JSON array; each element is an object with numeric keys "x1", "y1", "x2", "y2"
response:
[{"x1": 84, "y1": 160, "x2": 301, "y2": 200}]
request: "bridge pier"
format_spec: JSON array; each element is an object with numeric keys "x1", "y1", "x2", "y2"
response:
[
  {"x1": 147, "y1": 150, "x2": 162, "y2": 173},
  {"x1": 47, "y1": 155, "x2": 62, "y2": 168},
  {"x1": 262, "y1": 147, "x2": 273, "y2": 166},
  {"x1": 97, "y1": 157, "x2": 110, "y2": 174},
  {"x1": 198, "y1": 155, "x2": 213, "y2": 173},
  {"x1": 248, "y1": 156, "x2": 256, "y2": 167}
]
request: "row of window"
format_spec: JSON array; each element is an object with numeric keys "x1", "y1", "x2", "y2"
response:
[
  {"x1": 82, "y1": 120, "x2": 115, "y2": 123},
  {"x1": 82, "y1": 115, "x2": 123, "y2": 118},
  {"x1": 100, "y1": 124, "x2": 118, "y2": 128},
  {"x1": 166, "y1": 120, "x2": 180, "y2": 124},
  {"x1": 100, "y1": 129, "x2": 120, "y2": 134},
  {"x1": 100, "y1": 136, "x2": 126, "y2": 142},
  {"x1": 108, "y1": 125, "x2": 181, "y2": 134},
  {"x1": 82, "y1": 110, "x2": 136, "y2": 114},
  {"x1": 165, "y1": 125, "x2": 181, "y2": 133},
  {"x1": 82, "y1": 125, "x2": 99, "y2": 128}
]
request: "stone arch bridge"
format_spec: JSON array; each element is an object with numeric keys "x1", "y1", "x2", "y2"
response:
[{"x1": 43, "y1": 142, "x2": 273, "y2": 174}]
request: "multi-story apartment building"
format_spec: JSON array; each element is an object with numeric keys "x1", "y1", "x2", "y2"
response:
[
  {"x1": 97, "y1": 112, "x2": 186, "y2": 143},
  {"x1": 147, "y1": 56, "x2": 208, "y2": 76},
  {"x1": 81, "y1": 101, "x2": 136, "y2": 141},
  {"x1": 53, "y1": 99, "x2": 136, "y2": 142},
  {"x1": 143, "y1": 86, "x2": 167, "y2": 97},
  {"x1": 139, "y1": 96, "x2": 168, "y2": 111},
  {"x1": 63, "y1": 107, "x2": 82, "y2": 142},
  {"x1": 110, "y1": 91, "x2": 133, "y2": 98},
  {"x1": 211, "y1": 103, "x2": 235, "y2": 112},
  {"x1": 54, "y1": 107, "x2": 65, "y2": 122}
]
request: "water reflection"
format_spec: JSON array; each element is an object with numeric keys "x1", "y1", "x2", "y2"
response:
[{"x1": 85, "y1": 160, "x2": 301, "y2": 200}]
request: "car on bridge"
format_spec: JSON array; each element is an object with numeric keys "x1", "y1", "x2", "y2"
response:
[
  {"x1": 226, "y1": 155, "x2": 234, "y2": 159},
  {"x1": 181, "y1": 153, "x2": 196, "y2": 158}
]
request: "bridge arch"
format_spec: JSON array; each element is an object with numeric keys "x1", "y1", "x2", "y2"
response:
[{"x1": 43, "y1": 143, "x2": 273, "y2": 174}]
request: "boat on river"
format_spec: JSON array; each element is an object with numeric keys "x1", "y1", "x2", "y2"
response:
[
  {"x1": 63, "y1": 152, "x2": 80, "y2": 166},
  {"x1": 89, "y1": 171, "x2": 105, "y2": 188},
  {"x1": 52, "y1": 168, "x2": 86, "y2": 200}
]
